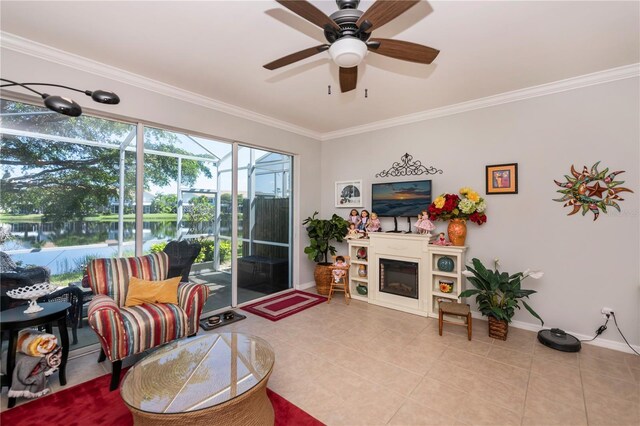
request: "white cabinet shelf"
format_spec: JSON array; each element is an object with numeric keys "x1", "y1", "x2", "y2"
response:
[
  {"x1": 347, "y1": 239, "x2": 369, "y2": 302},
  {"x1": 427, "y1": 245, "x2": 467, "y2": 318}
]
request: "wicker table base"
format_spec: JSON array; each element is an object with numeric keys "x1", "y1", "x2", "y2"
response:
[
  {"x1": 128, "y1": 371, "x2": 274, "y2": 426},
  {"x1": 121, "y1": 333, "x2": 275, "y2": 426}
]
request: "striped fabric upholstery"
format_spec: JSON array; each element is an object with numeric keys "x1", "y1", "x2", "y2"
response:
[
  {"x1": 120, "y1": 304, "x2": 187, "y2": 357},
  {"x1": 178, "y1": 283, "x2": 210, "y2": 336},
  {"x1": 86, "y1": 252, "x2": 208, "y2": 362},
  {"x1": 88, "y1": 295, "x2": 129, "y2": 361},
  {"x1": 87, "y1": 252, "x2": 169, "y2": 307}
]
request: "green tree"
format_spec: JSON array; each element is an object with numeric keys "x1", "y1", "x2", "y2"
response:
[
  {"x1": 186, "y1": 196, "x2": 215, "y2": 235},
  {"x1": 151, "y1": 194, "x2": 178, "y2": 214},
  {"x1": 0, "y1": 100, "x2": 211, "y2": 221}
]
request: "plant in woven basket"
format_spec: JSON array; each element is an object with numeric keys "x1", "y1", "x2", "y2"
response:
[
  {"x1": 460, "y1": 258, "x2": 544, "y2": 339},
  {"x1": 302, "y1": 212, "x2": 349, "y2": 296},
  {"x1": 302, "y1": 212, "x2": 349, "y2": 265}
]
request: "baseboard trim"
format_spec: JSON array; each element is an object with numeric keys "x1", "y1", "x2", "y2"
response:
[
  {"x1": 296, "y1": 281, "x2": 316, "y2": 291},
  {"x1": 469, "y1": 311, "x2": 639, "y2": 355}
]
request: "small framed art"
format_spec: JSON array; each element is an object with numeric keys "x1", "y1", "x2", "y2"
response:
[
  {"x1": 335, "y1": 180, "x2": 363, "y2": 207},
  {"x1": 486, "y1": 163, "x2": 518, "y2": 194}
]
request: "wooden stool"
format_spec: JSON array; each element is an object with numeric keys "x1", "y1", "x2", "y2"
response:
[
  {"x1": 328, "y1": 256, "x2": 350, "y2": 305},
  {"x1": 438, "y1": 301, "x2": 472, "y2": 340}
]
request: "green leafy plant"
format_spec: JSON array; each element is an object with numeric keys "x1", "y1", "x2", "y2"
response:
[
  {"x1": 302, "y1": 212, "x2": 349, "y2": 265},
  {"x1": 459, "y1": 258, "x2": 544, "y2": 325}
]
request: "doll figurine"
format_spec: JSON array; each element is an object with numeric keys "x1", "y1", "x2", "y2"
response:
[
  {"x1": 346, "y1": 223, "x2": 361, "y2": 239},
  {"x1": 433, "y1": 232, "x2": 451, "y2": 246},
  {"x1": 357, "y1": 209, "x2": 370, "y2": 232},
  {"x1": 366, "y1": 212, "x2": 382, "y2": 233},
  {"x1": 347, "y1": 209, "x2": 361, "y2": 227},
  {"x1": 331, "y1": 255, "x2": 348, "y2": 283},
  {"x1": 416, "y1": 209, "x2": 435, "y2": 236}
]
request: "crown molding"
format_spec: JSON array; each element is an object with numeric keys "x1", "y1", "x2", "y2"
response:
[
  {"x1": 321, "y1": 63, "x2": 640, "y2": 141},
  {"x1": 3, "y1": 32, "x2": 638, "y2": 142},
  {"x1": 0, "y1": 32, "x2": 323, "y2": 141}
]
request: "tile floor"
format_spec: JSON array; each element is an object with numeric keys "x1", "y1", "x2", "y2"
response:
[{"x1": 2, "y1": 296, "x2": 639, "y2": 425}]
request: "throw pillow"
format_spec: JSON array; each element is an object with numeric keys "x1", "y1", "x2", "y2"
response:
[{"x1": 125, "y1": 276, "x2": 181, "y2": 307}]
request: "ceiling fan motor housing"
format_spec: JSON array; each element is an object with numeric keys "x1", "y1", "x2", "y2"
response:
[{"x1": 325, "y1": 7, "x2": 370, "y2": 43}]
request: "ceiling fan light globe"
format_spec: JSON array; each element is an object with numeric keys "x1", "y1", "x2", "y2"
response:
[{"x1": 329, "y1": 37, "x2": 368, "y2": 68}]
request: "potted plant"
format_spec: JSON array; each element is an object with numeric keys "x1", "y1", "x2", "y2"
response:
[
  {"x1": 302, "y1": 212, "x2": 349, "y2": 295},
  {"x1": 427, "y1": 187, "x2": 487, "y2": 246},
  {"x1": 459, "y1": 258, "x2": 544, "y2": 340}
]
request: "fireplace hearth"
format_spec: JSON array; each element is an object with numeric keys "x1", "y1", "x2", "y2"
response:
[{"x1": 379, "y1": 258, "x2": 418, "y2": 299}]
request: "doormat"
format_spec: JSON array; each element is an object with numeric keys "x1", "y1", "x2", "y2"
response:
[
  {"x1": 199, "y1": 310, "x2": 246, "y2": 331},
  {"x1": 0, "y1": 370, "x2": 324, "y2": 426},
  {"x1": 241, "y1": 290, "x2": 327, "y2": 322}
]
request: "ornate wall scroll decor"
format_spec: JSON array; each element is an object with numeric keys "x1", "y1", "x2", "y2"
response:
[
  {"x1": 553, "y1": 161, "x2": 633, "y2": 221},
  {"x1": 375, "y1": 153, "x2": 443, "y2": 178}
]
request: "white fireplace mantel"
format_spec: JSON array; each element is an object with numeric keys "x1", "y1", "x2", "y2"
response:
[{"x1": 361, "y1": 233, "x2": 467, "y2": 318}]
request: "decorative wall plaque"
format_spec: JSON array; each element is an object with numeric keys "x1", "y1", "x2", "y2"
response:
[{"x1": 375, "y1": 153, "x2": 443, "y2": 178}]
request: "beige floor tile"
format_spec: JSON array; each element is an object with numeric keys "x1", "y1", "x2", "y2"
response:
[
  {"x1": 475, "y1": 357, "x2": 530, "y2": 389},
  {"x1": 455, "y1": 393, "x2": 521, "y2": 426},
  {"x1": 427, "y1": 363, "x2": 479, "y2": 393},
  {"x1": 390, "y1": 345, "x2": 443, "y2": 376},
  {"x1": 445, "y1": 334, "x2": 493, "y2": 356},
  {"x1": 584, "y1": 387, "x2": 640, "y2": 426},
  {"x1": 527, "y1": 373, "x2": 585, "y2": 411},
  {"x1": 409, "y1": 376, "x2": 471, "y2": 416},
  {"x1": 351, "y1": 356, "x2": 423, "y2": 396},
  {"x1": 630, "y1": 367, "x2": 640, "y2": 383},
  {"x1": 486, "y1": 345, "x2": 533, "y2": 369},
  {"x1": 580, "y1": 342, "x2": 634, "y2": 364},
  {"x1": 529, "y1": 357, "x2": 582, "y2": 386},
  {"x1": 533, "y1": 341, "x2": 579, "y2": 366},
  {"x1": 491, "y1": 332, "x2": 536, "y2": 354},
  {"x1": 388, "y1": 399, "x2": 459, "y2": 425},
  {"x1": 579, "y1": 352, "x2": 635, "y2": 383},
  {"x1": 581, "y1": 370, "x2": 639, "y2": 402},
  {"x1": 623, "y1": 353, "x2": 640, "y2": 369},
  {"x1": 523, "y1": 384, "x2": 587, "y2": 426}
]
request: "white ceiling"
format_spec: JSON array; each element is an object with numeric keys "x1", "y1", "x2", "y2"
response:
[{"x1": 1, "y1": 1, "x2": 639, "y2": 136}]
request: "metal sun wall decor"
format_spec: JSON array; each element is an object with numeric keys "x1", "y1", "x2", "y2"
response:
[
  {"x1": 553, "y1": 161, "x2": 633, "y2": 221},
  {"x1": 375, "y1": 153, "x2": 443, "y2": 178}
]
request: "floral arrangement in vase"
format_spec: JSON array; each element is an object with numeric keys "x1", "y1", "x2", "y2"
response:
[
  {"x1": 427, "y1": 188, "x2": 487, "y2": 246},
  {"x1": 427, "y1": 187, "x2": 487, "y2": 224}
]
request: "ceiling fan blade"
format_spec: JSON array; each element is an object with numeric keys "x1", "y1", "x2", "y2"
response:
[
  {"x1": 356, "y1": 0, "x2": 420, "y2": 31},
  {"x1": 263, "y1": 44, "x2": 330, "y2": 70},
  {"x1": 339, "y1": 67, "x2": 357, "y2": 93},
  {"x1": 277, "y1": 0, "x2": 340, "y2": 31},
  {"x1": 368, "y1": 38, "x2": 439, "y2": 64}
]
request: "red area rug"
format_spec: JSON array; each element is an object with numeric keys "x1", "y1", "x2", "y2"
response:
[
  {"x1": 241, "y1": 290, "x2": 327, "y2": 321},
  {"x1": 1, "y1": 370, "x2": 323, "y2": 426}
]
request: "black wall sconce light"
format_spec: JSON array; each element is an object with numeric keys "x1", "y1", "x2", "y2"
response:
[{"x1": 0, "y1": 78, "x2": 120, "y2": 117}]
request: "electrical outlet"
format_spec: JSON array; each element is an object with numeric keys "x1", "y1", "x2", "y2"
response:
[{"x1": 601, "y1": 307, "x2": 613, "y2": 317}]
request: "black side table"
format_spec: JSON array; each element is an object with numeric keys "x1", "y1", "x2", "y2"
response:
[{"x1": 1, "y1": 301, "x2": 70, "y2": 408}]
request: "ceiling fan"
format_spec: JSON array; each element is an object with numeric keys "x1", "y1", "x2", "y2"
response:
[{"x1": 263, "y1": 0, "x2": 439, "y2": 93}]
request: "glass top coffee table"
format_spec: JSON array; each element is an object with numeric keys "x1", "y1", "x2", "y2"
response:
[{"x1": 121, "y1": 332, "x2": 275, "y2": 425}]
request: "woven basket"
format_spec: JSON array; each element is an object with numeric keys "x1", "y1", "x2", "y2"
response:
[
  {"x1": 314, "y1": 264, "x2": 333, "y2": 295},
  {"x1": 488, "y1": 316, "x2": 508, "y2": 340}
]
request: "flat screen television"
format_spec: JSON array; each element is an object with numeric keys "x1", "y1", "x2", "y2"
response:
[{"x1": 371, "y1": 180, "x2": 432, "y2": 218}]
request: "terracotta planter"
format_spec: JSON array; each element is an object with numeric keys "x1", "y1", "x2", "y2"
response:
[
  {"x1": 447, "y1": 218, "x2": 467, "y2": 246},
  {"x1": 488, "y1": 316, "x2": 509, "y2": 340},
  {"x1": 313, "y1": 264, "x2": 333, "y2": 295}
]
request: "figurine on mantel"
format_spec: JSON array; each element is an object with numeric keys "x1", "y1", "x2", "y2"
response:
[
  {"x1": 415, "y1": 210, "x2": 435, "y2": 237},
  {"x1": 366, "y1": 212, "x2": 382, "y2": 233},
  {"x1": 347, "y1": 209, "x2": 361, "y2": 227},
  {"x1": 346, "y1": 223, "x2": 362, "y2": 239},
  {"x1": 357, "y1": 209, "x2": 370, "y2": 233},
  {"x1": 432, "y1": 232, "x2": 452, "y2": 246}
]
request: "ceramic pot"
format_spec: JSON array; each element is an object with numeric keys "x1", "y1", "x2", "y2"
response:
[
  {"x1": 358, "y1": 264, "x2": 367, "y2": 277},
  {"x1": 356, "y1": 285, "x2": 368, "y2": 295},
  {"x1": 437, "y1": 256, "x2": 455, "y2": 272},
  {"x1": 447, "y1": 218, "x2": 467, "y2": 246}
]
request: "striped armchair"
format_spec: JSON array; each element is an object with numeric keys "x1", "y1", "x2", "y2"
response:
[{"x1": 86, "y1": 252, "x2": 208, "y2": 390}]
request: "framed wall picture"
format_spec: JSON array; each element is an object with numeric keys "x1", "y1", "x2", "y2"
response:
[
  {"x1": 486, "y1": 163, "x2": 518, "y2": 194},
  {"x1": 335, "y1": 180, "x2": 363, "y2": 207}
]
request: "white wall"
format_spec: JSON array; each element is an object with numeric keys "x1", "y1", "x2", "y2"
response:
[
  {"x1": 321, "y1": 78, "x2": 640, "y2": 348},
  {"x1": 1, "y1": 48, "x2": 322, "y2": 288}
]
